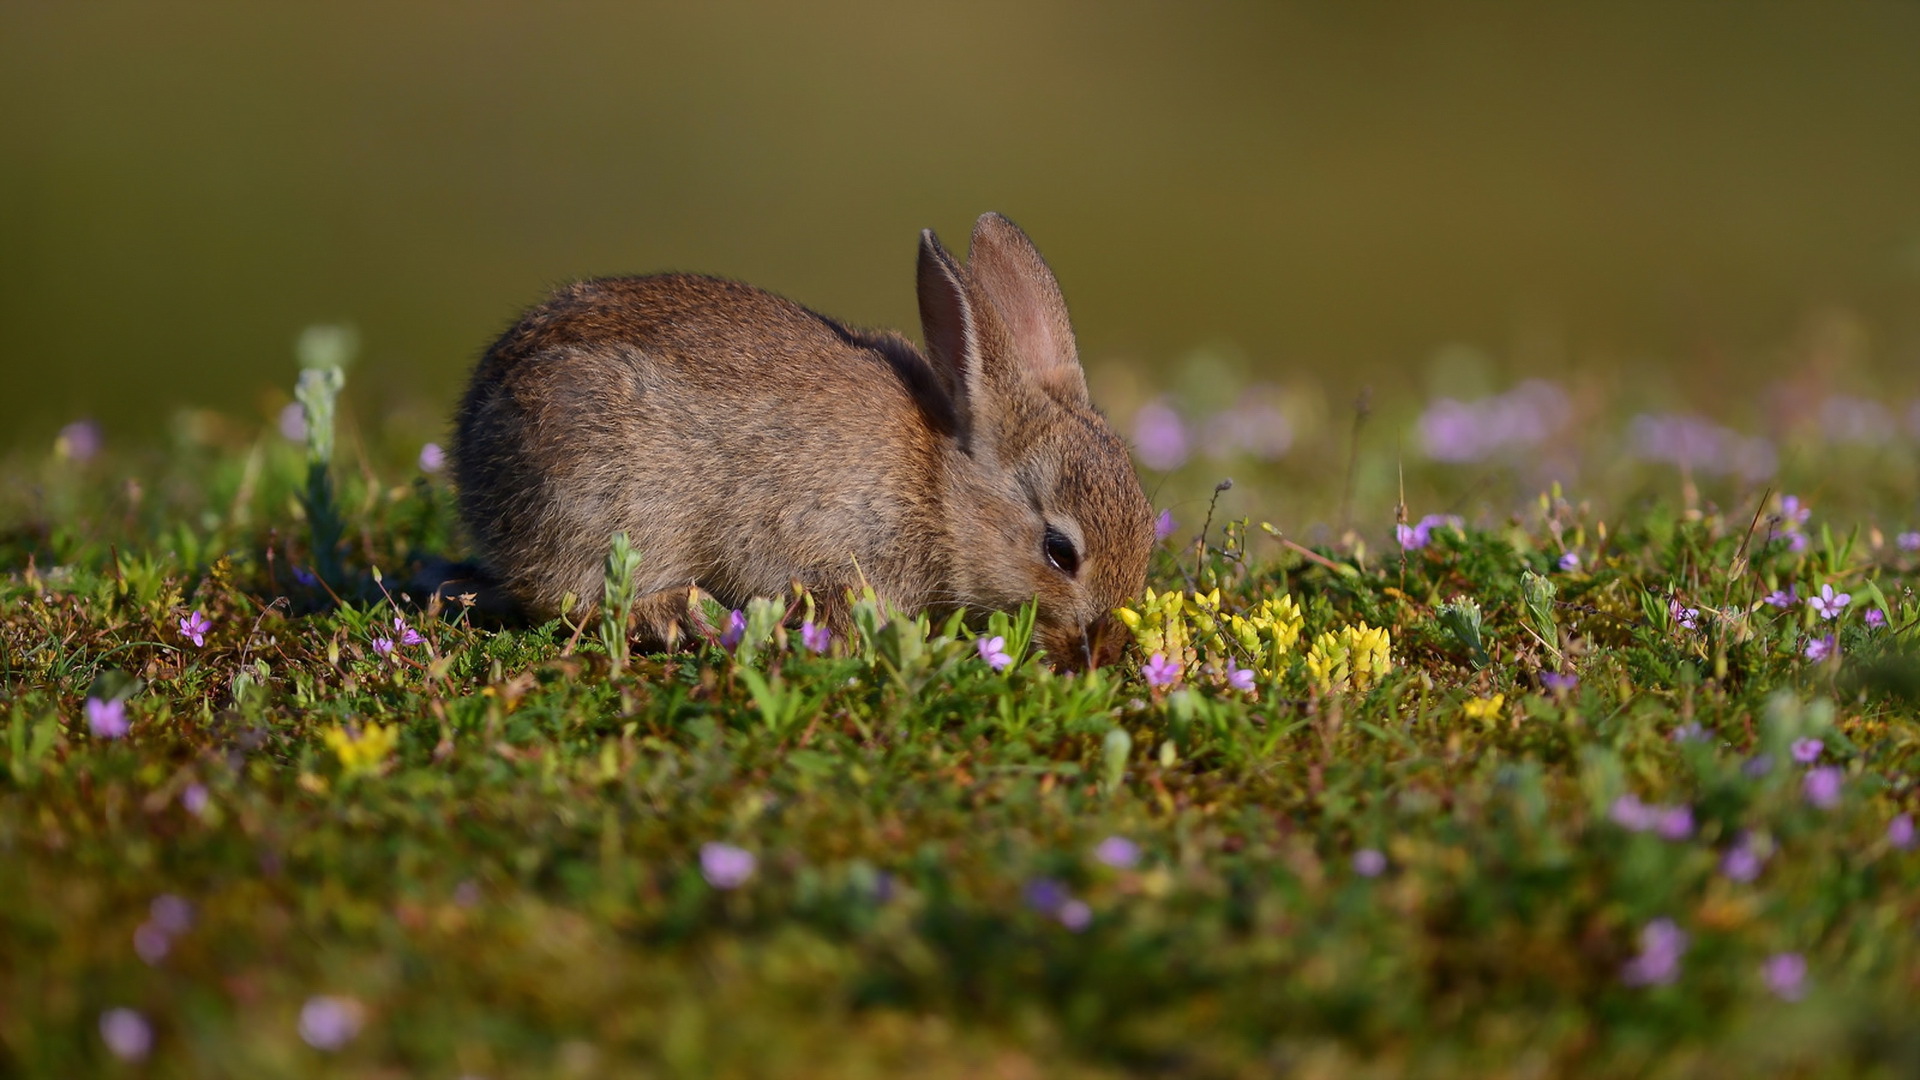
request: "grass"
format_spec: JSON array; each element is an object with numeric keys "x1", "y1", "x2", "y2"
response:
[{"x1": 5, "y1": 388, "x2": 1920, "y2": 1078}]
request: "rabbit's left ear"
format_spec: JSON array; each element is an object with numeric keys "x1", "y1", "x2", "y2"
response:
[
  {"x1": 917, "y1": 227, "x2": 991, "y2": 455},
  {"x1": 966, "y1": 213, "x2": 1089, "y2": 404}
]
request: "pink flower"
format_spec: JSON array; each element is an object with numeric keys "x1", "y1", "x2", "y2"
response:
[
  {"x1": 1352, "y1": 848, "x2": 1388, "y2": 877},
  {"x1": 1141, "y1": 653, "x2": 1180, "y2": 688},
  {"x1": 1803, "y1": 635, "x2": 1836, "y2": 662},
  {"x1": 1557, "y1": 551, "x2": 1581, "y2": 571},
  {"x1": 178, "y1": 610, "x2": 212, "y2": 647},
  {"x1": 1154, "y1": 509, "x2": 1177, "y2": 543},
  {"x1": 57, "y1": 419, "x2": 103, "y2": 463},
  {"x1": 1790, "y1": 738, "x2": 1823, "y2": 765},
  {"x1": 1669, "y1": 598, "x2": 1699, "y2": 630},
  {"x1": 298, "y1": 995, "x2": 365, "y2": 1051},
  {"x1": 418, "y1": 442, "x2": 445, "y2": 472},
  {"x1": 1888, "y1": 814, "x2": 1915, "y2": 850},
  {"x1": 700, "y1": 842, "x2": 755, "y2": 889},
  {"x1": 393, "y1": 616, "x2": 424, "y2": 646},
  {"x1": 719, "y1": 610, "x2": 747, "y2": 651},
  {"x1": 1720, "y1": 837, "x2": 1764, "y2": 882},
  {"x1": 1763, "y1": 585, "x2": 1798, "y2": 609},
  {"x1": 1094, "y1": 836, "x2": 1140, "y2": 869},
  {"x1": 977, "y1": 635, "x2": 1013, "y2": 671},
  {"x1": 86, "y1": 697, "x2": 129, "y2": 739},
  {"x1": 181, "y1": 783, "x2": 210, "y2": 816},
  {"x1": 1056, "y1": 899, "x2": 1093, "y2": 932},
  {"x1": 1621, "y1": 917, "x2": 1688, "y2": 987},
  {"x1": 278, "y1": 401, "x2": 308, "y2": 442},
  {"x1": 371, "y1": 637, "x2": 394, "y2": 659},
  {"x1": 1898, "y1": 531, "x2": 1920, "y2": 552},
  {"x1": 799, "y1": 620, "x2": 832, "y2": 654},
  {"x1": 1223, "y1": 658, "x2": 1256, "y2": 693},
  {"x1": 1762, "y1": 952, "x2": 1807, "y2": 1001},
  {"x1": 1809, "y1": 583, "x2": 1851, "y2": 621},
  {"x1": 1864, "y1": 609, "x2": 1886, "y2": 630},
  {"x1": 1655, "y1": 805, "x2": 1694, "y2": 841},
  {"x1": 1803, "y1": 766, "x2": 1843, "y2": 809},
  {"x1": 98, "y1": 1008, "x2": 152, "y2": 1062}
]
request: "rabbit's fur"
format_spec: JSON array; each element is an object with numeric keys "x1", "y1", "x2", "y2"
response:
[{"x1": 451, "y1": 212, "x2": 1152, "y2": 668}]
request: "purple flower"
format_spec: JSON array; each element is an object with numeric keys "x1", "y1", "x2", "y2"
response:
[
  {"x1": 1396, "y1": 522, "x2": 1425, "y2": 551},
  {"x1": 1056, "y1": 899, "x2": 1093, "y2": 932},
  {"x1": 1785, "y1": 532, "x2": 1810, "y2": 554},
  {"x1": 371, "y1": 636, "x2": 394, "y2": 659},
  {"x1": 86, "y1": 697, "x2": 129, "y2": 739},
  {"x1": 1809, "y1": 583, "x2": 1851, "y2": 621},
  {"x1": 1655, "y1": 805, "x2": 1695, "y2": 841},
  {"x1": 1790, "y1": 738, "x2": 1823, "y2": 765},
  {"x1": 1621, "y1": 917, "x2": 1688, "y2": 987},
  {"x1": 99, "y1": 1008, "x2": 152, "y2": 1062},
  {"x1": 1803, "y1": 635, "x2": 1836, "y2": 662},
  {"x1": 181, "y1": 783, "x2": 210, "y2": 816},
  {"x1": 1864, "y1": 609, "x2": 1886, "y2": 630},
  {"x1": 1803, "y1": 766, "x2": 1843, "y2": 809},
  {"x1": 133, "y1": 921, "x2": 170, "y2": 965},
  {"x1": 58, "y1": 419, "x2": 104, "y2": 463},
  {"x1": 1133, "y1": 401, "x2": 1190, "y2": 471},
  {"x1": 179, "y1": 610, "x2": 212, "y2": 648},
  {"x1": 418, "y1": 442, "x2": 445, "y2": 472},
  {"x1": 1744, "y1": 753, "x2": 1776, "y2": 779},
  {"x1": 719, "y1": 609, "x2": 747, "y2": 651},
  {"x1": 1763, "y1": 585, "x2": 1798, "y2": 609},
  {"x1": 977, "y1": 635, "x2": 1013, "y2": 672},
  {"x1": 1094, "y1": 836, "x2": 1140, "y2": 869},
  {"x1": 1668, "y1": 598, "x2": 1699, "y2": 631},
  {"x1": 1779, "y1": 495, "x2": 1812, "y2": 529},
  {"x1": 799, "y1": 620, "x2": 832, "y2": 654},
  {"x1": 1557, "y1": 551, "x2": 1581, "y2": 572},
  {"x1": 1352, "y1": 848, "x2": 1388, "y2": 878},
  {"x1": 278, "y1": 401, "x2": 308, "y2": 442},
  {"x1": 1223, "y1": 658, "x2": 1256, "y2": 693},
  {"x1": 298, "y1": 995, "x2": 365, "y2": 1051},
  {"x1": 1762, "y1": 952, "x2": 1807, "y2": 1002},
  {"x1": 1541, "y1": 671, "x2": 1579, "y2": 696},
  {"x1": 393, "y1": 616, "x2": 425, "y2": 646},
  {"x1": 150, "y1": 894, "x2": 193, "y2": 936},
  {"x1": 1888, "y1": 814, "x2": 1915, "y2": 850},
  {"x1": 1610, "y1": 794, "x2": 1658, "y2": 832},
  {"x1": 292, "y1": 566, "x2": 319, "y2": 587},
  {"x1": 1023, "y1": 877, "x2": 1070, "y2": 915},
  {"x1": 700, "y1": 842, "x2": 755, "y2": 889},
  {"x1": 1669, "y1": 721, "x2": 1706, "y2": 743},
  {"x1": 1141, "y1": 653, "x2": 1180, "y2": 688},
  {"x1": 1898, "y1": 531, "x2": 1920, "y2": 552},
  {"x1": 1154, "y1": 509, "x2": 1177, "y2": 543},
  {"x1": 1720, "y1": 838, "x2": 1764, "y2": 883}
]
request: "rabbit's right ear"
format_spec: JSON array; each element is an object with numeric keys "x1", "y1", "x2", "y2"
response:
[{"x1": 917, "y1": 228, "x2": 988, "y2": 454}]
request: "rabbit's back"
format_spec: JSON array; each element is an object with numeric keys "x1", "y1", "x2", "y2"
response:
[{"x1": 454, "y1": 274, "x2": 955, "y2": 618}]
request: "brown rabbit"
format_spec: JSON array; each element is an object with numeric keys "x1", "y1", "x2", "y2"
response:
[{"x1": 450, "y1": 212, "x2": 1152, "y2": 669}]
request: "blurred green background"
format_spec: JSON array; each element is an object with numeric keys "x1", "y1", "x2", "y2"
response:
[{"x1": 6, "y1": 1, "x2": 1920, "y2": 451}]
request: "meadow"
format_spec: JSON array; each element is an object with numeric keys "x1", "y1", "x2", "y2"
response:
[{"x1": 5, "y1": 344, "x2": 1920, "y2": 1078}]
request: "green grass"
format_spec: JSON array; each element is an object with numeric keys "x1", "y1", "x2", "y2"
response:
[{"x1": 5, "y1": 420, "x2": 1920, "y2": 1078}]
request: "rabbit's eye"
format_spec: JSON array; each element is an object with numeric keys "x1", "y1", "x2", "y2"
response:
[{"x1": 1043, "y1": 526, "x2": 1080, "y2": 577}]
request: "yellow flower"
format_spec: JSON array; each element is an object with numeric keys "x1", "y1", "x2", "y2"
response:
[
  {"x1": 323, "y1": 722, "x2": 398, "y2": 777},
  {"x1": 1227, "y1": 595, "x2": 1305, "y2": 679},
  {"x1": 1306, "y1": 621, "x2": 1394, "y2": 694},
  {"x1": 1462, "y1": 694, "x2": 1505, "y2": 724}
]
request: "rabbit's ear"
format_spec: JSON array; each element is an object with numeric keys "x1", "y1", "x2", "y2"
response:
[
  {"x1": 966, "y1": 213, "x2": 1089, "y2": 404},
  {"x1": 917, "y1": 228, "x2": 988, "y2": 452}
]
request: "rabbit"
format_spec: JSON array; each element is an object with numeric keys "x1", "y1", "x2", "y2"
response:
[{"x1": 449, "y1": 212, "x2": 1153, "y2": 669}]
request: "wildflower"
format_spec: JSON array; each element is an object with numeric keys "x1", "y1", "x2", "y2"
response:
[
  {"x1": 1763, "y1": 585, "x2": 1798, "y2": 609},
  {"x1": 181, "y1": 783, "x2": 210, "y2": 816},
  {"x1": 1809, "y1": 583, "x2": 1851, "y2": 621},
  {"x1": 1785, "y1": 532, "x2": 1810, "y2": 553},
  {"x1": 86, "y1": 697, "x2": 130, "y2": 739},
  {"x1": 1222, "y1": 657, "x2": 1256, "y2": 694},
  {"x1": 292, "y1": 566, "x2": 319, "y2": 587},
  {"x1": 1655, "y1": 805, "x2": 1694, "y2": 841},
  {"x1": 1023, "y1": 877, "x2": 1070, "y2": 915},
  {"x1": 1669, "y1": 721, "x2": 1706, "y2": 743},
  {"x1": 1132, "y1": 401, "x2": 1189, "y2": 471},
  {"x1": 179, "y1": 610, "x2": 212, "y2": 647},
  {"x1": 133, "y1": 922, "x2": 170, "y2": 965},
  {"x1": 1790, "y1": 738, "x2": 1823, "y2": 765},
  {"x1": 393, "y1": 617, "x2": 425, "y2": 646},
  {"x1": 1462, "y1": 694, "x2": 1504, "y2": 723},
  {"x1": 1888, "y1": 814, "x2": 1916, "y2": 850},
  {"x1": 298, "y1": 995, "x2": 366, "y2": 1051},
  {"x1": 1610, "y1": 794, "x2": 1659, "y2": 832},
  {"x1": 1803, "y1": 766, "x2": 1843, "y2": 810},
  {"x1": 278, "y1": 401, "x2": 308, "y2": 442},
  {"x1": 371, "y1": 636, "x2": 394, "y2": 659},
  {"x1": 1803, "y1": 635, "x2": 1835, "y2": 662},
  {"x1": 1352, "y1": 848, "x2": 1387, "y2": 878},
  {"x1": 1557, "y1": 551, "x2": 1580, "y2": 571},
  {"x1": 719, "y1": 609, "x2": 747, "y2": 651},
  {"x1": 1397, "y1": 513, "x2": 1465, "y2": 551},
  {"x1": 150, "y1": 894, "x2": 193, "y2": 935},
  {"x1": 977, "y1": 635, "x2": 1013, "y2": 672},
  {"x1": 322, "y1": 723, "x2": 398, "y2": 777},
  {"x1": 700, "y1": 842, "x2": 755, "y2": 889},
  {"x1": 1668, "y1": 598, "x2": 1699, "y2": 630},
  {"x1": 1305, "y1": 622, "x2": 1393, "y2": 694},
  {"x1": 1541, "y1": 671, "x2": 1579, "y2": 695},
  {"x1": 1779, "y1": 494, "x2": 1812, "y2": 529},
  {"x1": 1153, "y1": 509, "x2": 1176, "y2": 543},
  {"x1": 1899, "y1": 531, "x2": 1920, "y2": 552},
  {"x1": 418, "y1": 442, "x2": 445, "y2": 472},
  {"x1": 1225, "y1": 594, "x2": 1306, "y2": 680},
  {"x1": 99, "y1": 1008, "x2": 153, "y2": 1062},
  {"x1": 1621, "y1": 918, "x2": 1688, "y2": 987},
  {"x1": 1720, "y1": 837, "x2": 1764, "y2": 883},
  {"x1": 1056, "y1": 899, "x2": 1093, "y2": 932},
  {"x1": 1141, "y1": 652, "x2": 1181, "y2": 688},
  {"x1": 1743, "y1": 754, "x2": 1775, "y2": 778},
  {"x1": 1396, "y1": 522, "x2": 1423, "y2": 550},
  {"x1": 1864, "y1": 609, "x2": 1886, "y2": 630},
  {"x1": 1094, "y1": 836, "x2": 1140, "y2": 869},
  {"x1": 799, "y1": 620, "x2": 831, "y2": 654},
  {"x1": 1762, "y1": 952, "x2": 1807, "y2": 1001},
  {"x1": 58, "y1": 419, "x2": 104, "y2": 463}
]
